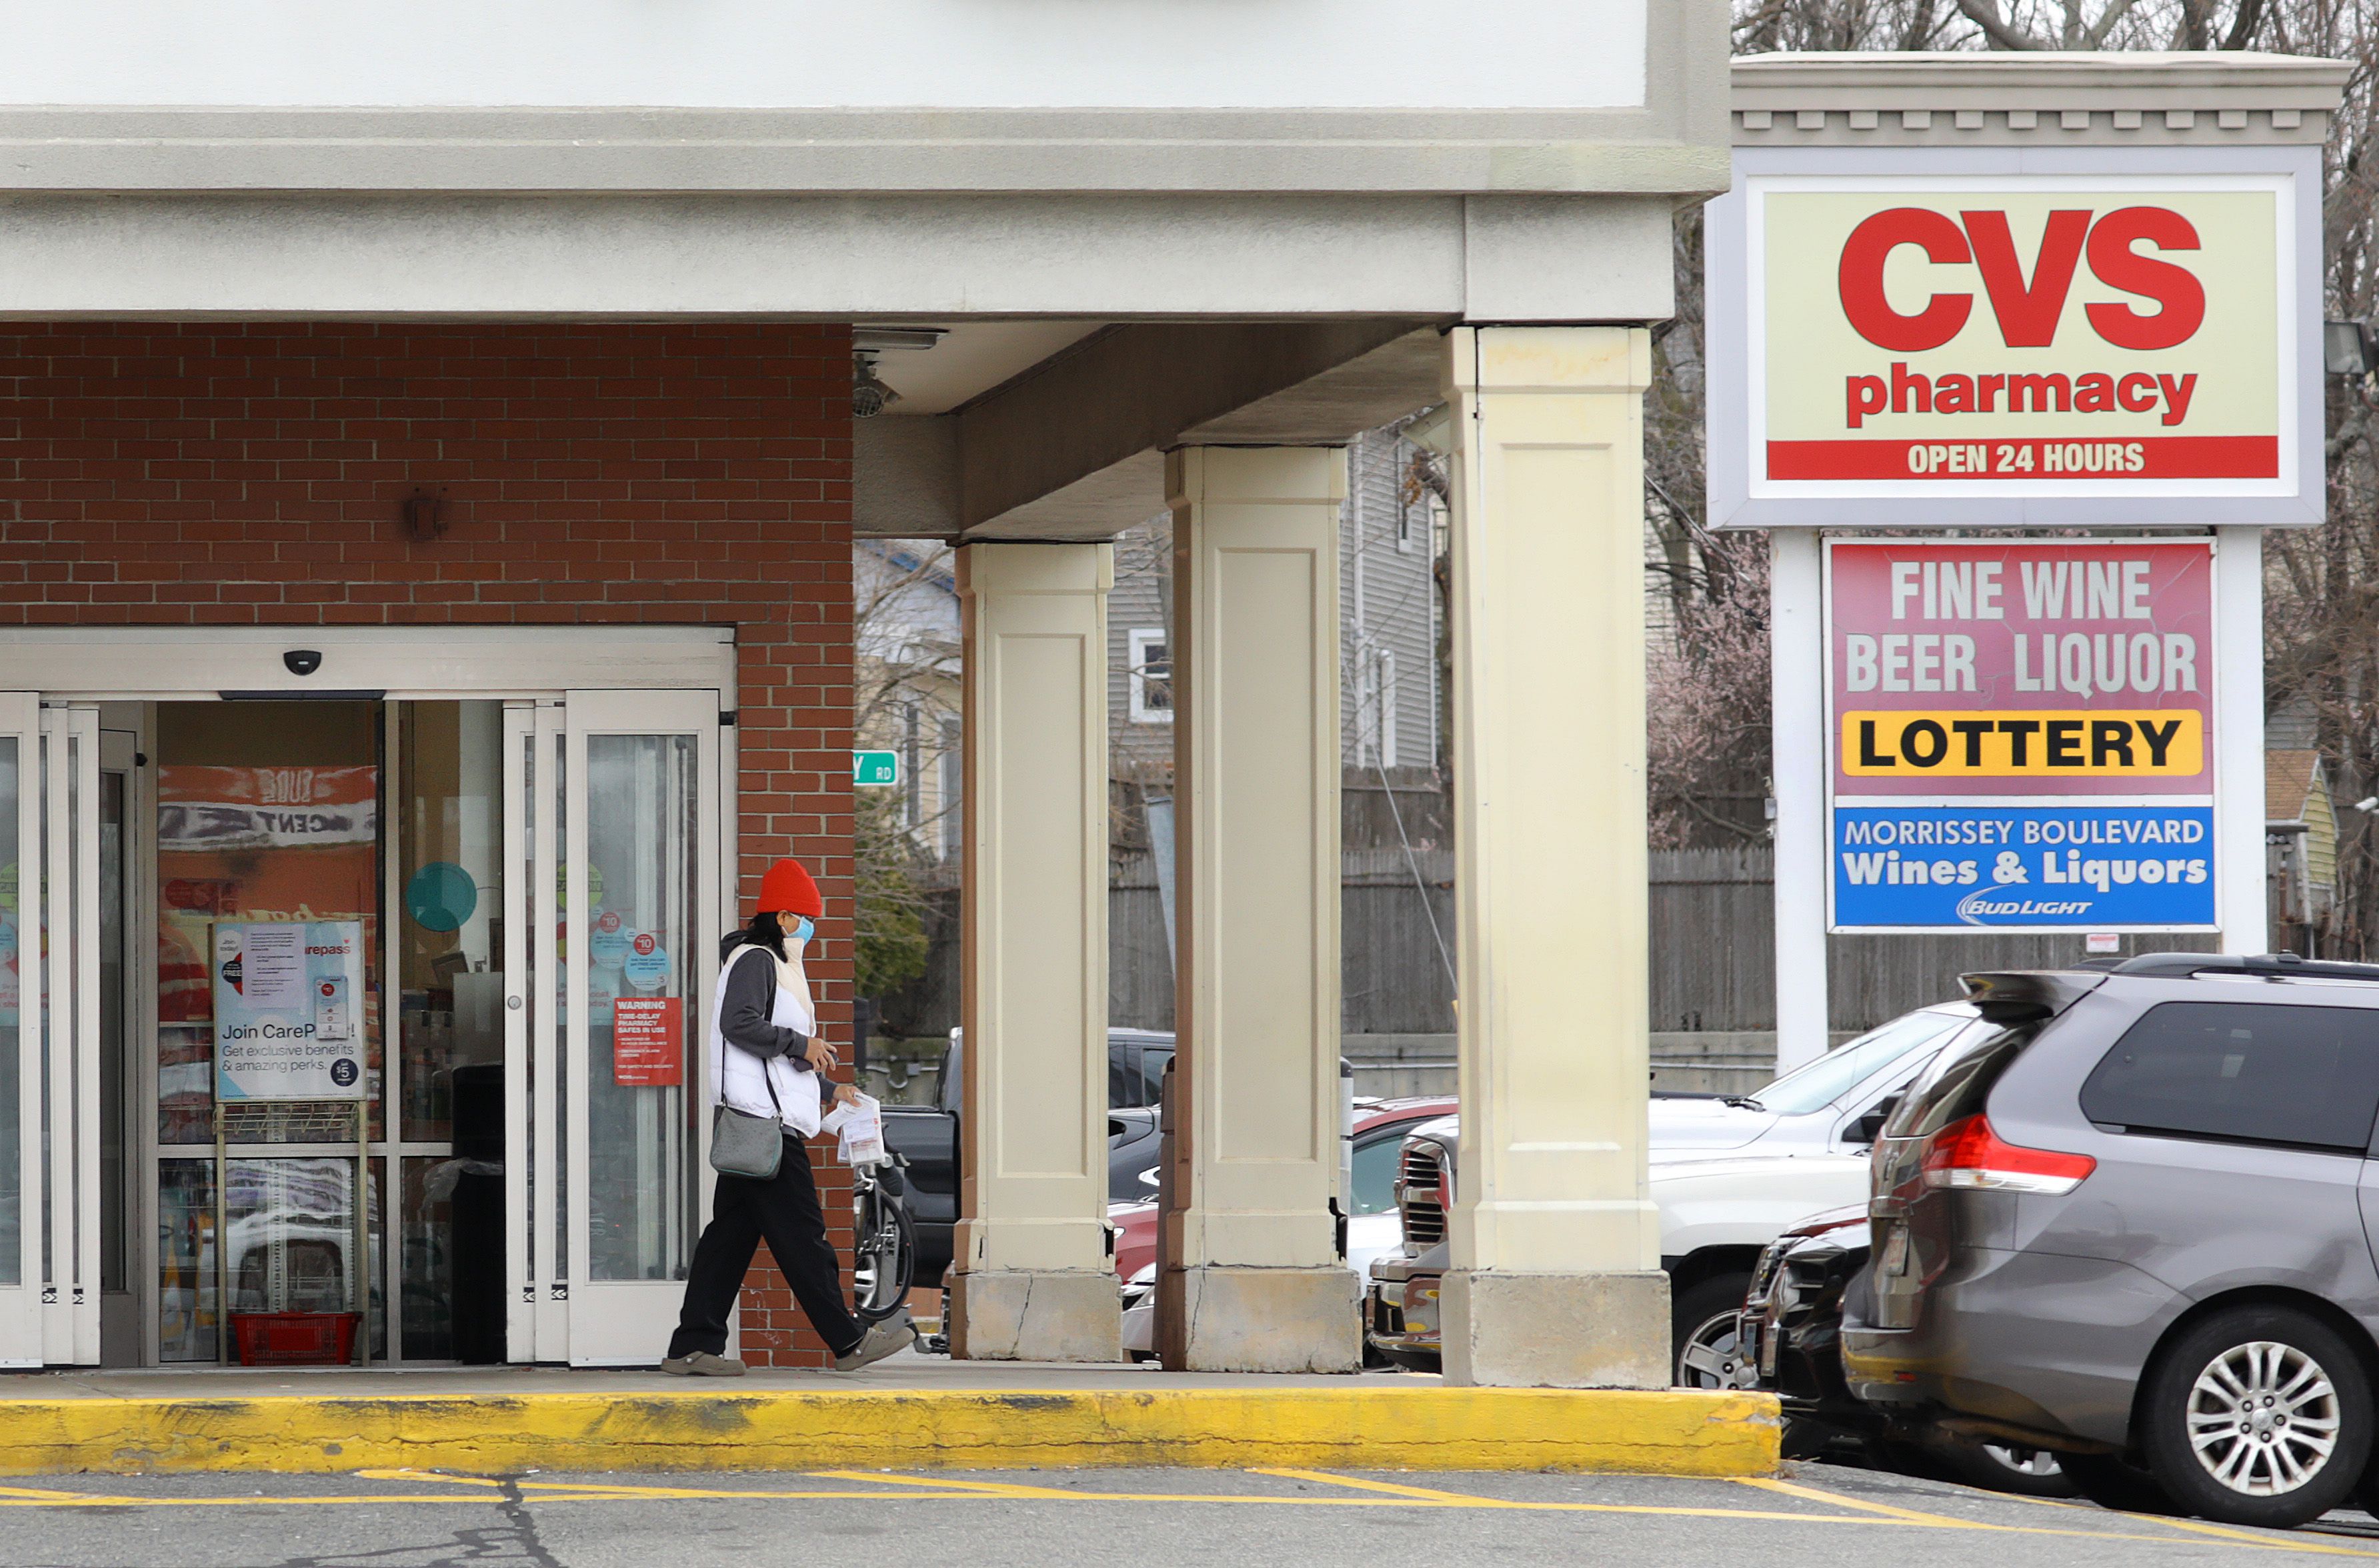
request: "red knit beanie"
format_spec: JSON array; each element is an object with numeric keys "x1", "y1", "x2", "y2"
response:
[{"x1": 756, "y1": 858, "x2": 822, "y2": 919}]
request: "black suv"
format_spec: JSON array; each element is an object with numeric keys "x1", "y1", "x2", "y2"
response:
[{"x1": 1844, "y1": 953, "x2": 2379, "y2": 1527}]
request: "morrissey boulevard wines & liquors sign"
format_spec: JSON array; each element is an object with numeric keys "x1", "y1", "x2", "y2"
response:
[
  {"x1": 1707, "y1": 149, "x2": 2321, "y2": 527},
  {"x1": 1826, "y1": 539, "x2": 2216, "y2": 931}
]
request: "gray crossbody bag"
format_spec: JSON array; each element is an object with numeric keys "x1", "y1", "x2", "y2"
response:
[{"x1": 709, "y1": 949, "x2": 787, "y2": 1180}]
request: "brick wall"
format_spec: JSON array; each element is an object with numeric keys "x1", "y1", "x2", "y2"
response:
[{"x1": 0, "y1": 321, "x2": 857, "y2": 1366}]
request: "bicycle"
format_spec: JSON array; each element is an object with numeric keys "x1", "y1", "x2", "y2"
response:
[{"x1": 850, "y1": 1149, "x2": 917, "y2": 1323}]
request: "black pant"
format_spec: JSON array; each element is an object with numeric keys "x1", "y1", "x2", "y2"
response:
[{"x1": 669, "y1": 1133, "x2": 863, "y2": 1361}]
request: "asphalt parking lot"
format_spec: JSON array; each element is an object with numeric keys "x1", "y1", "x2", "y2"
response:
[{"x1": 3, "y1": 1461, "x2": 2376, "y2": 1568}]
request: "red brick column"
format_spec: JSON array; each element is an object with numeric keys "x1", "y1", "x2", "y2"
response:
[{"x1": 0, "y1": 321, "x2": 857, "y2": 1365}]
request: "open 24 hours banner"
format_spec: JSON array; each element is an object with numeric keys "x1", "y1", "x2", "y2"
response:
[
  {"x1": 1706, "y1": 151, "x2": 2322, "y2": 529},
  {"x1": 1825, "y1": 539, "x2": 2215, "y2": 933}
]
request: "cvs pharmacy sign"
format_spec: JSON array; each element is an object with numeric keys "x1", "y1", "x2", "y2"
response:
[{"x1": 1716, "y1": 169, "x2": 2306, "y2": 516}]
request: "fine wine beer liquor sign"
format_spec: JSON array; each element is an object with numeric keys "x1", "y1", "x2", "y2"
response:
[
  {"x1": 1707, "y1": 148, "x2": 2322, "y2": 528},
  {"x1": 1824, "y1": 539, "x2": 2217, "y2": 932}
]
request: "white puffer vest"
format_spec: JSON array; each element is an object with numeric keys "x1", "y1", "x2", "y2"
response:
[{"x1": 709, "y1": 943, "x2": 822, "y2": 1137}]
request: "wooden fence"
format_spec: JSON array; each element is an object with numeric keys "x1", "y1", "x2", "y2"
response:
[
  {"x1": 1106, "y1": 845, "x2": 2198, "y2": 1037},
  {"x1": 882, "y1": 843, "x2": 2208, "y2": 1041}
]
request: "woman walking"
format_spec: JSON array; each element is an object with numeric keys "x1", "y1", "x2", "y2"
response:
[{"x1": 663, "y1": 857, "x2": 917, "y2": 1375}]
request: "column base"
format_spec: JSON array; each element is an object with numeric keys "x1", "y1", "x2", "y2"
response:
[
  {"x1": 949, "y1": 1269, "x2": 1123, "y2": 1363},
  {"x1": 1157, "y1": 1265, "x2": 1361, "y2": 1373},
  {"x1": 1440, "y1": 1269, "x2": 1672, "y2": 1389}
]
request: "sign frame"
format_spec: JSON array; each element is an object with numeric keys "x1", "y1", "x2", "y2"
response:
[
  {"x1": 210, "y1": 919, "x2": 370, "y2": 1103},
  {"x1": 1821, "y1": 535, "x2": 2224, "y2": 935},
  {"x1": 1707, "y1": 143, "x2": 2324, "y2": 529}
]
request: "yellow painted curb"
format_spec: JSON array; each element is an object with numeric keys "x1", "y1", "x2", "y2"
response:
[{"x1": 0, "y1": 1387, "x2": 1780, "y2": 1477}]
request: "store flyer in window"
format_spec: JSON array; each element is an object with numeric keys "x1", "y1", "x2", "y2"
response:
[{"x1": 212, "y1": 920, "x2": 367, "y2": 1101}]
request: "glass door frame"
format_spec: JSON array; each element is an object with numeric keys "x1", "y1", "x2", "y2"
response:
[
  {"x1": 555, "y1": 689, "x2": 721, "y2": 1367},
  {"x1": 0, "y1": 627, "x2": 738, "y2": 1367},
  {"x1": 39, "y1": 704, "x2": 101, "y2": 1367},
  {"x1": 0, "y1": 693, "x2": 41, "y2": 1367}
]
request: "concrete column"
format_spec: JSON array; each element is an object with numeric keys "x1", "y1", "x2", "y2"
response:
[
  {"x1": 1770, "y1": 529, "x2": 1828, "y2": 1074},
  {"x1": 1158, "y1": 446, "x2": 1360, "y2": 1374},
  {"x1": 2212, "y1": 525, "x2": 2267, "y2": 955},
  {"x1": 1439, "y1": 327, "x2": 1669, "y2": 1389},
  {"x1": 949, "y1": 541, "x2": 1123, "y2": 1363}
]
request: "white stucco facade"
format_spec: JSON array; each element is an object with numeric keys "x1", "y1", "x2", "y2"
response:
[{"x1": 0, "y1": 0, "x2": 1730, "y2": 1382}]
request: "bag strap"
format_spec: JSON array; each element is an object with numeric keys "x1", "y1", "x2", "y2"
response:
[{"x1": 719, "y1": 943, "x2": 785, "y2": 1121}]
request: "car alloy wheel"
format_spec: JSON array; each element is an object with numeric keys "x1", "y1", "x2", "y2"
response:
[
  {"x1": 2139, "y1": 1305, "x2": 2372, "y2": 1529},
  {"x1": 1982, "y1": 1445, "x2": 2062, "y2": 1480},
  {"x1": 1677, "y1": 1311, "x2": 1760, "y2": 1390},
  {"x1": 1672, "y1": 1273, "x2": 1760, "y2": 1391},
  {"x1": 2183, "y1": 1341, "x2": 2340, "y2": 1497}
]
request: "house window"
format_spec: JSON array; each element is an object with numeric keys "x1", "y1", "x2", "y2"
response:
[
  {"x1": 901, "y1": 702, "x2": 922, "y2": 829},
  {"x1": 1360, "y1": 649, "x2": 1398, "y2": 768},
  {"x1": 1129, "y1": 629, "x2": 1173, "y2": 724},
  {"x1": 939, "y1": 716, "x2": 962, "y2": 863}
]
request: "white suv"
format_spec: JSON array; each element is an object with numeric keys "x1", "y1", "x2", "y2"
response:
[{"x1": 1366, "y1": 1003, "x2": 1976, "y2": 1381}]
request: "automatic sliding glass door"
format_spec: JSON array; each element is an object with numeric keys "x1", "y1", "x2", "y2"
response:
[{"x1": 555, "y1": 690, "x2": 717, "y2": 1365}]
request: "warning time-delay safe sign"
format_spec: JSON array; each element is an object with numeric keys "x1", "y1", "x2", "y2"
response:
[{"x1": 1826, "y1": 539, "x2": 2216, "y2": 933}]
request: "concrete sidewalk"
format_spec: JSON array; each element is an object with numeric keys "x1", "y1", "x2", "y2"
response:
[{"x1": 0, "y1": 1354, "x2": 1780, "y2": 1479}]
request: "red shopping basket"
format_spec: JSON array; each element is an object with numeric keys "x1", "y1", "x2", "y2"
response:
[{"x1": 229, "y1": 1311, "x2": 361, "y2": 1367}]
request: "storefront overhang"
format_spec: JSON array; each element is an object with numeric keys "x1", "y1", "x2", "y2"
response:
[
  {"x1": 0, "y1": 103, "x2": 1728, "y2": 197},
  {"x1": 0, "y1": 626, "x2": 737, "y2": 699},
  {"x1": 861, "y1": 322, "x2": 1455, "y2": 541},
  {"x1": 0, "y1": 191, "x2": 1682, "y2": 322}
]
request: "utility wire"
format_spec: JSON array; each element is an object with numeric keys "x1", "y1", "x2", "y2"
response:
[{"x1": 1374, "y1": 751, "x2": 1458, "y2": 999}]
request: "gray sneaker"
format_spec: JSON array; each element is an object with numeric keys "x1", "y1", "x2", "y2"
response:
[
  {"x1": 833, "y1": 1312, "x2": 918, "y2": 1372},
  {"x1": 659, "y1": 1351, "x2": 747, "y2": 1377}
]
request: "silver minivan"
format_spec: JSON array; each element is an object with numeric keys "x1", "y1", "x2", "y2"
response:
[{"x1": 1844, "y1": 952, "x2": 2379, "y2": 1528}]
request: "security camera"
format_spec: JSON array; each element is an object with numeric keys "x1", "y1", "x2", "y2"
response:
[
  {"x1": 284, "y1": 649, "x2": 323, "y2": 677},
  {"x1": 851, "y1": 353, "x2": 900, "y2": 419}
]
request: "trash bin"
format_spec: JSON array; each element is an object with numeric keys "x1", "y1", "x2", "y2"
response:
[{"x1": 449, "y1": 1063, "x2": 506, "y2": 1365}]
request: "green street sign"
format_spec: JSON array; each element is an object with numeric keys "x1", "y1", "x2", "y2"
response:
[{"x1": 853, "y1": 750, "x2": 901, "y2": 787}]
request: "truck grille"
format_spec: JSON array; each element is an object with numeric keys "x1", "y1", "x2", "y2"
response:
[{"x1": 1400, "y1": 1145, "x2": 1446, "y2": 1248}]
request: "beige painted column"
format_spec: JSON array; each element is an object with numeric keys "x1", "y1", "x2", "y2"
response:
[
  {"x1": 948, "y1": 541, "x2": 1123, "y2": 1362},
  {"x1": 1438, "y1": 327, "x2": 1668, "y2": 1388},
  {"x1": 1157, "y1": 446, "x2": 1359, "y2": 1373}
]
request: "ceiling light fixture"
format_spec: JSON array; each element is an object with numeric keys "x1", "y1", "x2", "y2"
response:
[{"x1": 852, "y1": 327, "x2": 947, "y2": 354}]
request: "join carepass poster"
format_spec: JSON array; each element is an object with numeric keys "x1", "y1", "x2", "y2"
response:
[
  {"x1": 212, "y1": 920, "x2": 368, "y2": 1101},
  {"x1": 1824, "y1": 539, "x2": 2216, "y2": 933}
]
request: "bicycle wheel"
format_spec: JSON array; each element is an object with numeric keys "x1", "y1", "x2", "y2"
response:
[{"x1": 851, "y1": 1182, "x2": 917, "y2": 1323}]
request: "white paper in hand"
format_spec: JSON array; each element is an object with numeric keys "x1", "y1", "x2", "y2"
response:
[{"x1": 825, "y1": 1093, "x2": 887, "y2": 1167}]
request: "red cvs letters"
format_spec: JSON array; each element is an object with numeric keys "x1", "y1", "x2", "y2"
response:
[{"x1": 1837, "y1": 206, "x2": 2204, "y2": 353}]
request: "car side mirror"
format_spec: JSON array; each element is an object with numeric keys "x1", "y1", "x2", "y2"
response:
[{"x1": 1852, "y1": 1093, "x2": 1903, "y2": 1147}]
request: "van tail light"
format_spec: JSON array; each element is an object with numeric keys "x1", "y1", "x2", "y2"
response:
[{"x1": 1920, "y1": 1115, "x2": 2094, "y2": 1195}]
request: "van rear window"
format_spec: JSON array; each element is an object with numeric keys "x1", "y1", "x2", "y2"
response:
[{"x1": 2080, "y1": 1002, "x2": 2379, "y2": 1153}]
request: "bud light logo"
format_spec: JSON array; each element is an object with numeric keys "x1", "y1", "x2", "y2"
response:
[
  {"x1": 1954, "y1": 889, "x2": 2095, "y2": 927},
  {"x1": 1833, "y1": 805, "x2": 2214, "y2": 931}
]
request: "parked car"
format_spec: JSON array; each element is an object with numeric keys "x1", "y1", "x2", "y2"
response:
[
  {"x1": 1843, "y1": 952, "x2": 2379, "y2": 1529},
  {"x1": 881, "y1": 1029, "x2": 1175, "y2": 1287},
  {"x1": 1736, "y1": 1204, "x2": 2072, "y2": 1496},
  {"x1": 1370, "y1": 1131, "x2": 1872, "y2": 1375},
  {"x1": 1650, "y1": 1003, "x2": 1977, "y2": 1161},
  {"x1": 1111, "y1": 1096, "x2": 1458, "y2": 1359},
  {"x1": 1366, "y1": 1003, "x2": 1978, "y2": 1377}
]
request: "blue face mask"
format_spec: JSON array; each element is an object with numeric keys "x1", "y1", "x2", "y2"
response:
[{"x1": 791, "y1": 916, "x2": 815, "y2": 947}]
